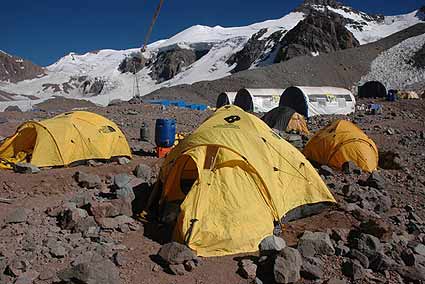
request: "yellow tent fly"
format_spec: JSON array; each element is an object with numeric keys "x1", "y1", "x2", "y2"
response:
[
  {"x1": 157, "y1": 105, "x2": 335, "y2": 257},
  {"x1": 303, "y1": 120, "x2": 378, "y2": 172},
  {"x1": 0, "y1": 111, "x2": 131, "y2": 169}
]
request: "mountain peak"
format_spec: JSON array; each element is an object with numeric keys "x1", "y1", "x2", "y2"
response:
[{"x1": 302, "y1": 0, "x2": 340, "y2": 7}]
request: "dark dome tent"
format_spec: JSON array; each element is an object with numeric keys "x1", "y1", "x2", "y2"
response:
[
  {"x1": 279, "y1": 86, "x2": 356, "y2": 118},
  {"x1": 216, "y1": 92, "x2": 237, "y2": 109},
  {"x1": 358, "y1": 81, "x2": 387, "y2": 98},
  {"x1": 262, "y1": 106, "x2": 309, "y2": 135},
  {"x1": 234, "y1": 88, "x2": 284, "y2": 112}
]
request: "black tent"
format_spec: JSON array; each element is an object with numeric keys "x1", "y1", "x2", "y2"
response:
[
  {"x1": 279, "y1": 87, "x2": 309, "y2": 117},
  {"x1": 262, "y1": 106, "x2": 296, "y2": 132},
  {"x1": 216, "y1": 93, "x2": 231, "y2": 109},
  {"x1": 358, "y1": 81, "x2": 387, "y2": 98}
]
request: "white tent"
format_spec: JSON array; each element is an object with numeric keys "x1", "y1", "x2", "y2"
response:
[
  {"x1": 279, "y1": 86, "x2": 356, "y2": 117},
  {"x1": 216, "y1": 92, "x2": 237, "y2": 108},
  {"x1": 233, "y1": 88, "x2": 284, "y2": 113}
]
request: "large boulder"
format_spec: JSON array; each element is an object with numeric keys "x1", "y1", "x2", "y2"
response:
[
  {"x1": 274, "y1": 247, "x2": 302, "y2": 283},
  {"x1": 259, "y1": 235, "x2": 286, "y2": 256},
  {"x1": 58, "y1": 254, "x2": 120, "y2": 284},
  {"x1": 74, "y1": 171, "x2": 102, "y2": 189},
  {"x1": 297, "y1": 231, "x2": 335, "y2": 257},
  {"x1": 158, "y1": 242, "x2": 196, "y2": 265}
]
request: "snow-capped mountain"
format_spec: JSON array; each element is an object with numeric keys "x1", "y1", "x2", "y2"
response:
[{"x1": 0, "y1": 1, "x2": 423, "y2": 111}]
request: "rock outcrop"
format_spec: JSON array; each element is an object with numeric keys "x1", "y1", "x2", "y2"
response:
[
  {"x1": 118, "y1": 52, "x2": 147, "y2": 74},
  {"x1": 275, "y1": 12, "x2": 360, "y2": 62},
  {"x1": 149, "y1": 47, "x2": 208, "y2": 82},
  {"x1": 0, "y1": 51, "x2": 45, "y2": 83},
  {"x1": 227, "y1": 29, "x2": 285, "y2": 73}
]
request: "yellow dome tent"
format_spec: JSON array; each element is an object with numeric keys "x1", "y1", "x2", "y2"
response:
[
  {"x1": 0, "y1": 111, "x2": 131, "y2": 169},
  {"x1": 157, "y1": 105, "x2": 335, "y2": 257},
  {"x1": 303, "y1": 120, "x2": 378, "y2": 172}
]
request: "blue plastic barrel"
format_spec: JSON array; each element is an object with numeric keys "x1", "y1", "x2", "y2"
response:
[
  {"x1": 387, "y1": 90, "x2": 396, "y2": 101},
  {"x1": 155, "y1": 119, "x2": 176, "y2": 147}
]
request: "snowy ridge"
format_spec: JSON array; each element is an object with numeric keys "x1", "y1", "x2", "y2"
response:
[{"x1": 0, "y1": 4, "x2": 423, "y2": 111}]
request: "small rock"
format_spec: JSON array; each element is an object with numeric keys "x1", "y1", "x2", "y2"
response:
[
  {"x1": 5, "y1": 259, "x2": 29, "y2": 277},
  {"x1": 349, "y1": 249, "x2": 369, "y2": 269},
  {"x1": 342, "y1": 161, "x2": 361, "y2": 175},
  {"x1": 49, "y1": 244, "x2": 67, "y2": 258},
  {"x1": 319, "y1": 165, "x2": 334, "y2": 177},
  {"x1": 133, "y1": 164, "x2": 152, "y2": 182},
  {"x1": 297, "y1": 231, "x2": 335, "y2": 257},
  {"x1": 274, "y1": 247, "x2": 302, "y2": 284},
  {"x1": 360, "y1": 218, "x2": 393, "y2": 241},
  {"x1": 113, "y1": 252, "x2": 127, "y2": 267},
  {"x1": 413, "y1": 243, "x2": 425, "y2": 256},
  {"x1": 158, "y1": 242, "x2": 196, "y2": 265},
  {"x1": 341, "y1": 260, "x2": 365, "y2": 280},
  {"x1": 301, "y1": 256, "x2": 323, "y2": 280},
  {"x1": 184, "y1": 260, "x2": 197, "y2": 272},
  {"x1": 151, "y1": 264, "x2": 161, "y2": 272},
  {"x1": 396, "y1": 263, "x2": 425, "y2": 281},
  {"x1": 351, "y1": 233, "x2": 382, "y2": 258},
  {"x1": 74, "y1": 171, "x2": 102, "y2": 189},
  {"x1": 369, "y1": 252, "x2": 396, "y2": 272},
  {"x1": 13, "y1": 163, "x2": 40, "y2": 174},
  {"x1": 169, "y1": 264, "x2": 186, "y2": 275},
  {"x1": 5, "y1": 208, "x2": 29, "y2": 224},
  {"x1": 58, "y1": 208, "x2": 88, "y2": 230},
  {"x1": 335, "y1": 243, "x2": 350, "y2": 256},
  {"x1": 113, "y1": 174, "x2": 131, "y2": 189},
  {"x1": 259, "y1": 235, "x2": 286, "y2": 256},
  {"x1": 366, "y1": 171, "x2": 386, "y2": 190},
  {"x1": 239, "y1": 259, "x2": 257, "y2": 279},
  {"x1": 379, "y1": 150, "x2": 404, "y2": 170},
  {"x1": 38, "y1": 268, "x2": 55, "y2": 280},
  {"x1": 386, "y1": 128, "x2": 395, "y2": 135},
  {"x1": 116, "y1": 157, "x2": 130, "y2": 165},
  {"x1": 115, "y1": 186, "x2": 135, "y2": 202},
  {"x1": 401, "y1": 248, "x2": 417, "y2": 266},
  {"x1": 89, "y1": 198, "x2": 132, "y2": 219},
  {"x1": 330, "y1": 229, "x2": 350, "y2": 243},
  {"x1": 69, "y1": 192, "x2": 94, "y2": 208},
  {"x1": 14, "y1": 276, "x2": 33, "y2": 284}
]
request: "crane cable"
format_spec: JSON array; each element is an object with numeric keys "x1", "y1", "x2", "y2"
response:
[
  {"x1": 133, "y1": 0, "x2": 165, "y2": 98},
  {"x1": 141, "y1": 0, "x2": 165, "y2": 52}
]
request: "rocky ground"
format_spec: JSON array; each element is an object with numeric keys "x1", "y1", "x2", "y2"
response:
[{"x1": 0, "y1": 96, "x2": 424, "y2": 284}]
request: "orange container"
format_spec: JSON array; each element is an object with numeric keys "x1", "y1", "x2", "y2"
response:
[{"x1": 156, "y1": 146, "x2": 172, "y2": 158}]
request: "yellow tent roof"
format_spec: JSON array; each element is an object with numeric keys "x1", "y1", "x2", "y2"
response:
[
  {"x1": 0, "y1": 111, "x2": 131, "y2": 168},
  {"x1": 158, "y1": 105, "x2": 335, "y2": 257},
  {"x1": 303, "y1": 120, "x2": 378, "y2": 172}
]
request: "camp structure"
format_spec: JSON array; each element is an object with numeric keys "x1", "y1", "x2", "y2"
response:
[
  {"x1": 156, "y1": 105, "x2": 335, "y2": 257},
  {"x1": 358, "y1": 81, "x2": 386, "y2": 98},
  {"x1": 303, "y1": 120, "x2": 378, "y2": 172},
  {"x1": 262, "y1": 106, "x2": 309, "y2": 135},
  {"x1": 216, "y1": 92, "x2": 237, "y2": 108},
  {"x1": 279, "y1": 86, "x2": 356, "y2": 118},
  {"x1": 397, "y1": 90, "x2": 420, "y2": 99},
  {"x1": 233, "y1": 88, "x2": 284, "y2": 113},
  {"x1": 0, "y1": 111, "x2": 132, "y2": 169}
]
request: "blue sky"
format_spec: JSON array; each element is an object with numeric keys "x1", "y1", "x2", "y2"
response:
[{"x1": 3, "y1": 0, "x2": 423, "y2": 66}]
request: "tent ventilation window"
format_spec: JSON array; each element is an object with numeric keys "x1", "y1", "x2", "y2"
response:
[{"x1": 100, "y1": 126, "x2": 117, "y2": 133}]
